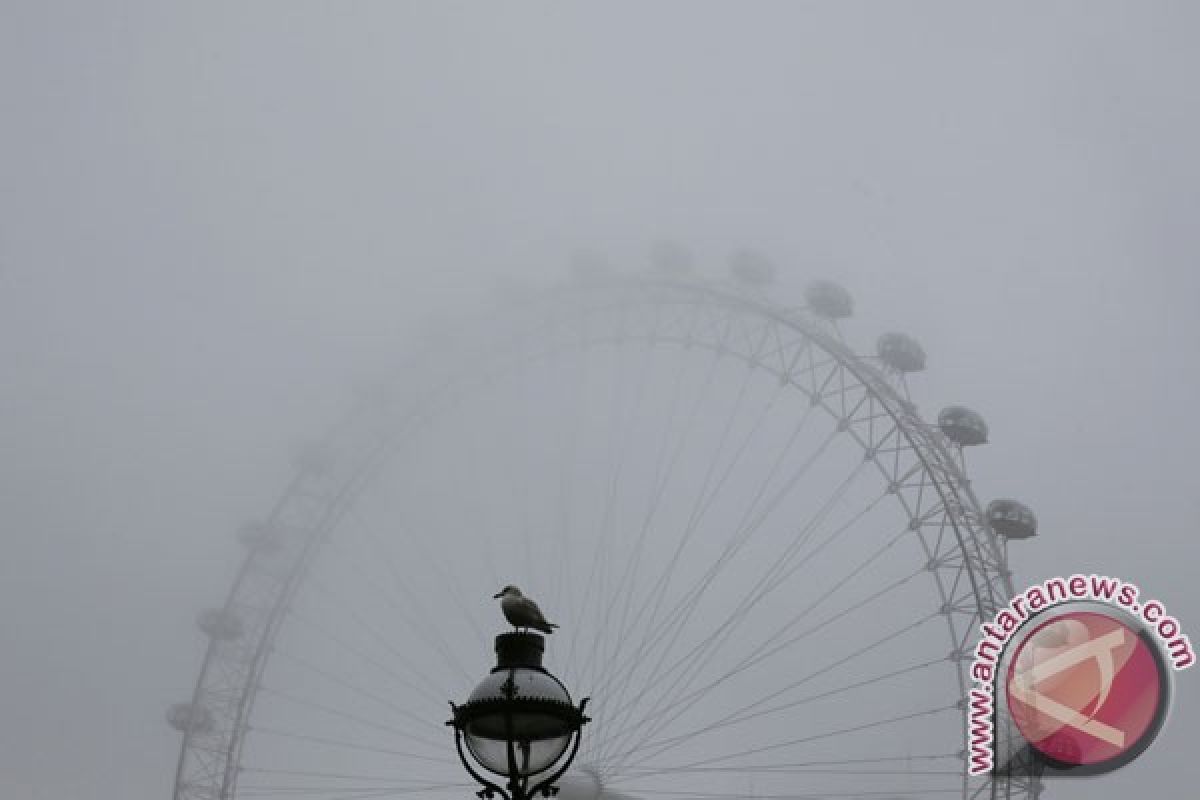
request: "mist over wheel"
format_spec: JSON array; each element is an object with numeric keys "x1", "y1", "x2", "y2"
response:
[{"x1": 170, "y1": 258, "x2": 1041, "y2": 800}]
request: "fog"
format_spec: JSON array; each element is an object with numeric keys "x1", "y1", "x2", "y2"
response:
[{"x1": 3, "y1": 2, "x2": 1198, "y2": 799}]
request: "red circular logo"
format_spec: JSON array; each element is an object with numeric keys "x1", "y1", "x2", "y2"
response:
[{"x1": 1006, "y1": 610, "x2": 1168, "y2": 771}]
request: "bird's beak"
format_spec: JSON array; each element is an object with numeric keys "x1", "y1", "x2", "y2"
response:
[{"x1": 492, "y1": 591, "x2": 503, "y2": 598}]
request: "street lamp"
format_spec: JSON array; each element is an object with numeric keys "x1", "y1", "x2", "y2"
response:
[{"x1": 448, "y1": 631, "x2": 590, "y2": 800}]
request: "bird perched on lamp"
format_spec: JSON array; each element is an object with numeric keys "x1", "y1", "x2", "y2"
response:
[{"x1": 493, "y1": 585, "x2": 558, "y2": 634}]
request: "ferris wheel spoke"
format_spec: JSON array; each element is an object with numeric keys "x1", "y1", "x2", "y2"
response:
[
  {"x1": 597, "y1": 566, "x2": 930, "y2": 763},
  {"x1": 252, "y1": 686, "x2": 448, "y2": 753},
  {"x1": 582, "y1": 342, "x2": 659, "y2": 695},
  {"x1": 598, "y1": 389, "x2": 800, "y2": 713},
  {"x1": 595, "y1": 573, "x2": 931, "y2": 767},
  {"x1": 603, "y1": 611, "x2": 942, "y2": 771},
  {"x1": 636, "y1": 702, "x2": 959, "y2": 772},
  {"x1": 238, "y1": 791, "x2": 457, "y2": 799},
  {"x1": 591, "y1": 346, "x2": 703, "y2": 689},
  {"x1": 287, "y1": 585, "x2": 448, "y2": 706},
  {"x1": 247, "y1": 725, "x2": 453, "y2": 763},
  {"x1": 236, "y1": 771, "x2": 470, "y2": 796},
  {"x1": 594, "y1": 437, "x2": 860, "y2": 758},
  {"x1": 349, "y1": 519, "x2": 475, "y2": 685},
  {"x1": 238, "y1": 778, "x2": 461, "y2": 790},
  {"x1": 547, "y1": 353, "x2": 588, "y2": 645},
  {"x1": 602, "y1": 789, "x2": 964, "y2": 799},
  {"x1": 564, "y1": 338, "x2": 644, "y2": 680},
  {"x1": 617, "y1": 655, "x2": 946, "y2": 769},
  {"x1": 620, "y1": 454, "x2": 868, "y2": 711},
  {"x1": 358, "y1": 509, "x2": 487, "y2": 645},
  {"x1": 266, "y1": 648, "x2": 445, "y2": 735},
  {"x1": 581, "y1": 351, "x2": 725, "y2": 700},
  {"x1": 621, "y1": 358, "x2": 761, "y2": 645},
  {"x1": 593, "y1": 381, "x2": 814, "y2": 712},
  {"x1": 667, "y1": 515, "x2": 915, "y2": 713},
  {"x1": 611, "y1": 752, "x2": 961, "y2": 781}
]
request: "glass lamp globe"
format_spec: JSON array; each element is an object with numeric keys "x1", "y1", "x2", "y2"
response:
[{"x1": 463, "y1": 667, "x2": 575, "y2": 776}]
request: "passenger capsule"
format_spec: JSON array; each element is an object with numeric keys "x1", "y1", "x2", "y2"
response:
[
  {"x1": 803, "y1": 280, "x2": 854, "y2": 319},
  {"x1": 729, "y1": 249, "x2": 775, "y2": 286},
  {"x1": 986, "y1": 499, "x2": 1037, "y2": 540},
  {"x1": 938, "y1": 406, "x2": 988, "y2": 446},
  {"x1": 167, "y1": 703, "x2": 213, "y2": 734},
  {"x1": 197, "y1": 609, "x2": 244, "y2": 641},
  {"x1": 648, "y1": 240, "x2": 693, "y2": 276},
  {"x1": 876, "y1": 332, "x2": 926, "y2": 373}
]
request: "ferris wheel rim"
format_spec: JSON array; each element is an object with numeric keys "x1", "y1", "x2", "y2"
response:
[{"x1": 171, "y1": 274, "x2": 1027, "y2": 800}]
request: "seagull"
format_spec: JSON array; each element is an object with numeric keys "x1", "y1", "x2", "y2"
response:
[{"x1": 493, "y1": 585, "x2": 558, "y2": 634}]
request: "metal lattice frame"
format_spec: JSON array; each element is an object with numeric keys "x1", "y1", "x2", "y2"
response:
[{"x1": 171, "y1": 276, "x2": 1037, "y2": 800}]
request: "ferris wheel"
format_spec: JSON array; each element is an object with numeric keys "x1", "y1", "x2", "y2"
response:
[{"x1": 169, "y1": 250, "x2": 1042, "y2": 800}]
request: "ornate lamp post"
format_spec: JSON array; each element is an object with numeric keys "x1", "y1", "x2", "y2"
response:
[{"x1": 448, "y1": 631, "x2": 589, "y2": 800}]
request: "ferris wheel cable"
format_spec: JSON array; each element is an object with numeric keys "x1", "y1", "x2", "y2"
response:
[
  {"x1": 237, "y1": 767, "x2": 464, "y2": 786},
  {"x1": 592, "y1": 373, "x2": 789, "y2": 719},
  {"x1": 237, "y1": 792, "x2": 454, "y2": 799},
  {"x1": 593, "y1": 346, "x2": 765, "y2": 688},
  {"x1": 599, "y1": 573, "x2": 934, "y2": 760},
  {"x1": 286, "y1": 582, "x2": 449, "y2": 706},
  {"x1": 578, "y1": 350, "x2": 728, "y2": 703},
  {"x1": 564, "y1": 337, "x2": 650, "y2": 680},
  {"x1": 590, "y1": 390, "x2": 819, "y2": 708},
  {"x1": 644, "y1": 409, "x2": 846, "y2": 645},
  {"x1": 316, "y1": 536, "x2": 469, "y2": 693},
  {"x1": 599, "y1": 616, "x2": 938, "y2": 774},
  {"x1": 264, "y1": 648, "x2": 446, "y2": 735},
  {"x1": 240, "y1": 793, "x2": 467, "y2": 800},
  {"x1": 608, "y1": 789, "x2": 964, "y2": 799},
  {"x1": 591, "y1": 337, "x2": 834, "y2": 672},
  {"x1": 582, "y1": 341, "x2": 659, "y2": 695},
  {"x1": 609, "y1": 456, "x2": 876, "y2": 733},
  {"x1": 253, "y1": 686, "x2": 447, "y2": 753},
  {"x1": 614, "y1": 603, "x2": 937, "y2": 761},
  {"x1": 356, "y1": 508, "x2": 487, "y2": 645},
  {"x1": 603, "y1": 612, "x2": 942, "y2": 771},
  {"x1": 238, "y1": 767, "x2": 461, "y2": 783},
  {"x1": 590, "y1": 345, "x2": 709, "y2": 687},
  {"x1": 318, "y1": 788, "x2": 469, "y2": 800},
  {"x1": 623, "y1": 768, "x2": 966, "y2": 779},
  {"x1": 594, "y1": 440, "x2": 860, "y2": 756},
  {"x1": 240, "y1": 775, "x2": 455, "y2": 789},
  {"x1": 661, "y1": 512, "x2": 913, "y2": 711},
  {"x1": 614, "y1": 357, "x2": 760, "y2": 638},
  {"x1": 237, "y1": 782, "x2": 472, "y2": 798},
  {"x1": 245, "y1": 725, "x2": 454, "y2": 763},
  {"x1": 577, "y1": 356, "x2": 731, "y2": 766},
  {"x1": 611, "y1": 752, "x2": 961, "y2": 778},
  {"x1": 611, "y1": 654, "x2": 946, "y2": 767},
  {"x1": 629, "y1": 702, "x2": 959, "y2": 772},
  {"x1": 545, "y1": 352, "x2": 586, "y2": 640},
  {"x1": 603, "y1": 348, "x2": 720, "y2": 657},
  {"x1": 734, "y1": 481, "x2": 891, "y2": 616},
  {"x1": 353, "y1": 519, "x2": 476, "y2": 685}
]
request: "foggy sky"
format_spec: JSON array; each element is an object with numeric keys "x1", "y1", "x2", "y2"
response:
[{"x1": 3, "y1": 2, "x2": 1199, "y2": 799}]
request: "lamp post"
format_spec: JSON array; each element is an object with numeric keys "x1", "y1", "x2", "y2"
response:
[{"x1": 448, "y1": 631, "x2": 590, "y2": 800}]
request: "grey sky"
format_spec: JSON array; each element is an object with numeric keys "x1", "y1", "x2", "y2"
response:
[{"x1": 3, "y1": 2, "x2": 1198, "y2": 798}]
